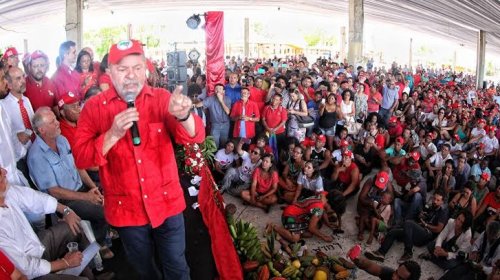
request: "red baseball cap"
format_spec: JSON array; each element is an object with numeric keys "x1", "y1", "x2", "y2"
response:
[
  {"x1": 108, "y1": 39, "x2": 144, "y2": 65},
  {"x1": 478, "y1": 142, "x2": 486, "y2": 149},
  {"x1": 480, "y1": 172, "x2": 490, "y2": 181},
  {"x1": 343, "y1": 150, "x2": 353, "y2": 158},
  {"x1": 30, "y1": 50, "x2": 48, "y2": 62},
  {"x1": 453, "y1": 134, "x2": 461, "y2": 141},
  {"x1": 409, "y1": 151, "x2": 420, "y2": 161},
  {"x1": 426, "y1": 132, "x2": 434, "y2": 139},
  {"x1": 317, "y1": 135, "x2": 326, "y2": 143},
  {"x1": 395, "y1": 136, "x2": 404, "y2": 144},
  {"x1": 477, "y1": 119, "x2": 486, "y2": 125},
  {"x1": 389, "y1": 116, "x2": 398, "y2": 124},
  {"x1": 374, "y1": 171, "x2": 389, "y2": 189},
  {"x1": 2, "y1": 47, "x2": 18, "y2": 59},
  {"x1": 58, "y1": 91, "x2": 80, "y2": 108},
  {"x1": 487, "y1": 125, "x2": 497, "y2": 133},
  {"x1": 340, "y1": 139, "x2": 349, "y2": 147}
]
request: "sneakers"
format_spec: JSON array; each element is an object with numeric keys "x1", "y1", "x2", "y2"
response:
[
  {"x1": 398, "y1": 252, "x2": 413, "y2": 263},
  {"x1": 365, "y1": 250, "x2": 385, "y2": 262}
]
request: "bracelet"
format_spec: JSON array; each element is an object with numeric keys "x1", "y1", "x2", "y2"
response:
[
  {"x1": 176, "y1": 112, "x2": 191, "y2": 122},
  {"x1": 61, "y1": 258, "x2": 70, "y2": 268}
]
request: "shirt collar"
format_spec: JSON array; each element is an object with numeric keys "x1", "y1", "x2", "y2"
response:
[{"x1": 36, "y1": 135, "x2": 64, "y2": 153}]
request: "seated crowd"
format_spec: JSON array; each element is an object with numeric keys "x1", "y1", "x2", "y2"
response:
[{"x1": 1, "y1": 41, "x2": 500, "y2": 280}]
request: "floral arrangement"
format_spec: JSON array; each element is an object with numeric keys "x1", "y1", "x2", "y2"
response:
[{"x1": 175, "y1": 136, "x2": 217, "y2": 175}]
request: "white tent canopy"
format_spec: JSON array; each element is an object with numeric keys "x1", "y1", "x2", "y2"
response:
[{"x1": 1, "y1": 0, "x2": 499, "y2": 54}]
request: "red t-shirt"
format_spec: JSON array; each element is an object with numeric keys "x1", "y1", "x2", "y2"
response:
[
  {"x1": 253, "y1": 168, "x2": 279, "y2": 194},
  {"x1": 392, "y1": 159, "x2": 421, "y2": 186},
  {"x1": 0, "y1": 251, "x2": 14, "y2": 280},
  {"x1": 375, "y1": 134, "x2": 386, "y2": 149},
  {"x1": 24, "y1": 76, "x2": 58, "y2": 111},
  {"x1": 59, "y1": 119, "x2": 77, "y2": 149},
  {"x1": 388, "y1": 124, "x2": 403, "y2": 138},
  {"x1": 298, "y1": 86, "x2": 315, "y2": 103},
  {"x1": 338, "y1": 162, "x2": 358, "y2": 185},
  {"x1": 52, "y1": 64, "x2": 82, "y2": 101},
  {"x1": 367, "y1": 91, "x2": 382, "y2": 113},
  {"x1": 249, "y1": 87, "x2": 267, "y2": 113},
  {"x1": 482, "y1": 192, "x2": 500, "y2": 211},
  {"x1": 98, "y1": 73, "x2": 112, "y2": 88},
  {"x1": 262, "y1": 105, "x2": 288, "y2": 134}
]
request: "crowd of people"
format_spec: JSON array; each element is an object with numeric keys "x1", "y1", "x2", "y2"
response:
[{"x1": 0, "y1": 39, "x2": 500, "y2": 280}]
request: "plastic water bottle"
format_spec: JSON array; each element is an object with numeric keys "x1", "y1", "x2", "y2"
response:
[{"x1": 94, "y1": 253, "x2": 104, "y2": 272}]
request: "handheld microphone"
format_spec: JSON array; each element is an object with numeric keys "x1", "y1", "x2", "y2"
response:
[{"x1": 124, "y1": 93, "x2": 141, "y2": 146}]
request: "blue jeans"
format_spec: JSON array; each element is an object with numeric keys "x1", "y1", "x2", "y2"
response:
[
  {"x1": 378, "y1": 107, "x2": 391, "y2": 127},
  {"x1": 393, "y1": 193, "x2": 423, "y2": 226},
  {"x1": 378, "y1": 220, "x2": 433, "y2": 255},
  {"x1": 211, "y1": 122, "x2": 230, "y2": 149},
  {"x1": 116, "y1": 213, "x2": 190, "y2": 280}
]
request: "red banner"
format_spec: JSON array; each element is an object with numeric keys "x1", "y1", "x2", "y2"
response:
[{"x1": 205, "y1": 11, "x2": 225, "y2": 96}]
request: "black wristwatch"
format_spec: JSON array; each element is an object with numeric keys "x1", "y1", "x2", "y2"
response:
[
  {"x1": 176, "y1": 113, "x2": 191, "y2": 122},
  {"x1": 63, "y1": 206, "x2": 72, "y2": 217}
]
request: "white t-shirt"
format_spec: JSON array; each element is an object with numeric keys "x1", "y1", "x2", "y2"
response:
[
  {"x1": 297, "y1": 173, "x2": 324, "y2": 193},
  {"x1": 470, "y1": 128, "x2": 486, "y2": 142},
  {"x1": 215, "y1": 149, "x2": 239, "y2": 170},
  {"x1": 481, "y1": 136, "x2": 499, "y2": 154},
  {"x1": 331, "y1": 149, "x2": 354, "y2": 163},
  {"x1": 239, "y1": 151, "x2": 260, "y2": 183},
  {"x1": 419, "y1": 142, "x2": 437, "y2": 159},
  {"x1": 429, "y1": 152, "x2": 453, "y2": 169}
]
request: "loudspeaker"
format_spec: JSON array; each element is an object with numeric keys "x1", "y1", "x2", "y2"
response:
[
  {"x1": 166, "y1": 66, "x2": 188, "y2": 82},
  {"x1": 167, "y1": 51, "x2": 187, "y2": 67}
]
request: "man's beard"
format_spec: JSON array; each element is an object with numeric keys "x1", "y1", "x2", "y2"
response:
[{"x1": 31, "y1": 71, "x2": 45, "y2": 82}]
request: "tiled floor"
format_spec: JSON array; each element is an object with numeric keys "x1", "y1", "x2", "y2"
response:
[{"x1": 223, "y1": 192, "x2": 445, "y2": 280}]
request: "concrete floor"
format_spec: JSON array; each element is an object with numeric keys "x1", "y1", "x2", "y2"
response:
[{"x1": 223, "y1": 188, "x2": 445, "y2": 280}]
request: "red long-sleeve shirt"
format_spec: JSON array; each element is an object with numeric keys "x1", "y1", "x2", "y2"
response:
[{"x1": 73, "y1": 85, "x2": 205, "y2": 228}]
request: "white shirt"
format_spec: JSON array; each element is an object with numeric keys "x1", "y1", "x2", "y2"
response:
[
  {"x1": 481, "y1": 136, "x2": 499, "y2": 154},
  {"x1": 419, "y1": 142, "x2": 437, "y2": 159},
  {"x1": 0, "y1": 106, "x2": 28, "y2": 186},
  {"x1": 435, "y1": 218, "x2": 472, "y2": 260},
  {"x1": 0, "y1": 93, "x2": 34, "y2": 159},
  {"x1": 0, "y1": 185, "x2": 57, "y2": 279},
  {"x1": 429, "y1": 152, "x2": 453, "y2": 169},
  {"x1": 215, "y1": 149, "x2": 239, "y2": 170},
  {"x1": 238, "y1": 151, "x2": 260, "y2": 183}
]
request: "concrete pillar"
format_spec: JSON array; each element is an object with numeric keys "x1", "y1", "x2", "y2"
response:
[
  {"x1": 340, "y1": 26, "x2": 346, "y2": 61},
  {"x1": 348, "y1": 0, "x2": 364, "y2": 66},
  {"x1": 127, "y1": 23, "x2": 133, "y2": 39},
  {"x1": 244, "y1": 18, "x2": 249, "y2": 58},
  {"x1": 409, "y1": 38, "x2": 413, "y2": 69},
  {"x1": 65, "y1": 0, "x2": 83, "y2": 50},
  {"x1": 476, "y1": 30, "x2": 486, "y2": 89},
  {"x1": 23, "y1": 39, "x2": 28, "y2": 54}
]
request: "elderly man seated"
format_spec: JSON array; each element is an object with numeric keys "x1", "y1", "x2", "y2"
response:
[
  {"x1": 27, "y1": 107, "x2": 111, "y2": 258},
  {"x1": 0, "y1": 166, "x2": 86, "y2": 279}
]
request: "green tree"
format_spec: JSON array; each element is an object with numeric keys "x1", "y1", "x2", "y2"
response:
[{"x1": 83, "y1": 26, "x2": 127, "y2": 59}]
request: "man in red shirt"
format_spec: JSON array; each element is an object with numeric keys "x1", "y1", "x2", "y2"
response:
[
  {"x1": 261, "y1": 93, "x2": 288, "y2": 149},
  {"x1": 2, "y1": 47, "x2": 19, "y2": 68},
  {"x1": 73, "y1": 39, "x2": 205, "y2": 280},
  {"x1": 298, "y1": 76, "x2": 314, "y2": 103},
  {"x1": 52, "y1": 41, "x2": 81, "y2": 101},
  {"x1": 24, "y1": 50, "x2": 58, "y2": 112}
]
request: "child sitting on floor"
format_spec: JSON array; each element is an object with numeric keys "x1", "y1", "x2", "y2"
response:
[{"x1": 367, "y1": 191, "x2": 393, "y2": 244}]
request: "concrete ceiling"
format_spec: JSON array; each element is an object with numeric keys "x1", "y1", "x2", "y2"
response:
[{"x1": 1, "y1": 0, "x2": 500, "y2": 54}]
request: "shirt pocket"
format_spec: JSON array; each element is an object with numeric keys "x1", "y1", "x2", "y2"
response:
[{"x1": 148, "y1": 122, "x2": 165, "y2": 148}]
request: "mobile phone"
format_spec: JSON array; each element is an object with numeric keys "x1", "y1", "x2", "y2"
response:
[
  {"x1": 243, "y1": 138, "x2": 252, "y2": 144},
  {"x1": 257, "y1": 68, "x2": 265, "y2": 74},
  {"x1": 282, "y1": 63, "x2": 288, "y2": 68}
]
